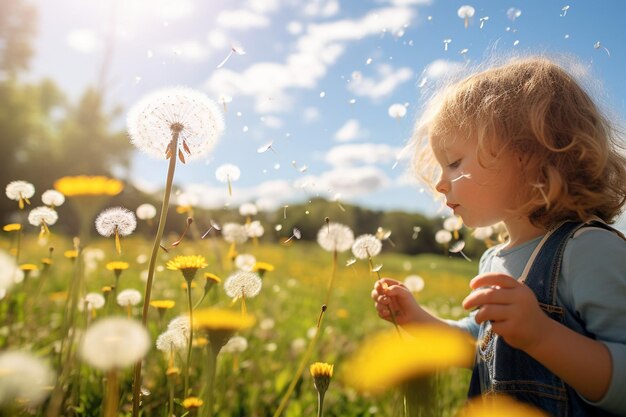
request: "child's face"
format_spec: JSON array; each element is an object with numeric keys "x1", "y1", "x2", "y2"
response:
[{"x1": 432, "y1": 136, "x2": 522, "y2": 228}]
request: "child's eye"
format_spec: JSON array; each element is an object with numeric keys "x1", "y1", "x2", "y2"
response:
[{"x1": 448, "y1": 159, "x2": 461, "y2": 169}]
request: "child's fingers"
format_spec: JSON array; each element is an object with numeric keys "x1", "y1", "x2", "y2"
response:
[
  {"x1": 474, "y1": 304, "x2": 510, "y2": 324},
  {"x1": 462, "y1": 286, "x2": 512, "y2": 310},
  {"x1": 469, "y1": 272, "x2": 518, "y2": 290},
  {"x1": 374, "y1": 278, "x2": 402, "y2": 294}
]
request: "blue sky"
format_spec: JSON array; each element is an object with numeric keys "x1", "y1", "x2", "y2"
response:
[{"x1": 29, "y1": 0, "x2": 626, "y2": 226}]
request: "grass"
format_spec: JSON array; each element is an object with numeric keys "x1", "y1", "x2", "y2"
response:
[{"x1": 0, "y1": 231, "x2": 480, "y2": 416}]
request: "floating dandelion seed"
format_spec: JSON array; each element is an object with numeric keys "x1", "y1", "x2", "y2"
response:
[
  {"x1": 28, "y1": 206, "x2": 58, "y2": 241},
  {"x1": 404, "y1": 275, "x2": 425, "y2": 293},
  {"x1": 201, "y1": 219, "x2": 222, "y2": 238},
  {"x1": 459, "y1": 48, "x2": 469, "y2": 58},
  {"x1": 449, "y1": 240, "x2": 472, "y2": 261},
  {"x1": 317, "y1": 222, "x2": 355, "y2": 253},
  {"x1": 283, "y1": 227, "x2": 302, "y2": 244},
  {"x1": 224, "y1": 271, "x2": 262, "y2": 299},
  {"x1": 319, "y1": 91, "x2": 326, "y2": 98},
  {"x1": 257, "y1": 141, "x2": 277, "y2": 154},
  {"x1": 81, "y1": 317, "x2": 150, "y2": 371},
  {"x1": 443, "y1": 38, "x2": 452, "y2": 51},
  {"x1": 351, "y1": 234, "x2": 382, "y2": 259},
  {"x1": 506, "y1": 7, "x2": 522, "y2": 21},
  {"x1": 560, "y1": 5, "x2": 570, "y2": 17},
  {"x1": 435, "y1": 230, "x2": 453, "y2": 245},
  {"x1": 5, "y1": 180, "x2": 35, "y2": 209},
  {"x1": 95, "y1": 207, "x2": 137, "y2": 255},
  {"x1": 451, "y1": 173, "x2": 471, "y2": 182},
  {"x1": 594, "y1": 41, "x2": 611, "y2": 57},
  {"x1": 127, "y1": 86, "x2": 224, "y2": 161},
  {"x1": 412, "y1": 226, "x2": 422, "y2": 240},
  {"x1": 216, "y1": 44, "x2": 246, "y2": 69},
  {"x1": 218, "y1": 94, "x2": 233, "y2": 112},
  {"x1": 136, "y1": 203, "x2": 157, "y2": 221},
  {"x1": 216, "y1": 164, "x2": 241, "y2": 196},
  {"x1": 387, "y1": 103, "x2": 407, "y2": 120},
  {"x1": 479, "y1": 16, "x2": 489, "y2": 28},
  {"x1": 376, "y1": 227, "x2": 396, "y2": 247},
  {"x1": 0, "y1": 350, "x2": 55, "y2": 407},
  {"x1": 457, "y1": 5, "x2": 475, "y2": 28},
  {"x1": 41, "y1": 189, "x2": 65, "y2": 207}
]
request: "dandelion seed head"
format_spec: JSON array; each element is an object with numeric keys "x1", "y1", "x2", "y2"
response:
[
  {"x1": 224, "y1": 271, "x2": 262, "y2": 299},
  {"x1": 79, "y1": 292, "x2": 106, "y2": 311},
  {"x1": 239, "y1": 203, "x2": 258, "y2": 216},
  {"x1": 435, "y1": 230, "x2": 453, "y2": 244},
  {"x1": 457, "y1": 5, "x2": 475, "y2": 19},
  {"x1": 28, "y1": 206, "x2": 58, "y2": 227},
  {"x1": 245, "y1": 220, "x2": 264, "y2": 238},
  {"x1": 167, "y1": 316, "x2": 191, "y2": 340},
  {"x1": 215, "y1": 164, "x2": 241, "y2": 182},
  {"x1": 5, "y1": 180, "x2": 35, "y2": 201},
  {"x1": 0, "y1": 350, "x2": 55, "y2": 407},
  {"x1": 387, "y1": 103, "x2": 407, "y2": 119},
  {"x1": 222, "y1": 335, "x2": 248, "y2": 353},
  {"x1": 0, "y1": 250, "x2": 18, "y2": 294},
  {"x1": 404, "y1": 275, "x2": 425, "y2": 293},
  {"x1": 136, "y1": 203, "x2": 157, "y2": 220},
  {"x1": 472, "y1": 226, "x2": 494, "y2": 241},
  {"x1": 95, "y1": 207, "x2": 137, "y2": 237},
  {"x1": 449, "y1": 240, "x2": 466, "y2": 253},
  {"x1": 235, "y1": 254, "x2": 257, "y2": 272},
  {"x1": 222, "y1": 222, "x2": 249, "y2": 244},
  {"x1": 127, "y1": 86, "x2": 224, "y2": 160},
  {"x1": 443, "y1": 216, "x2": 463, "y2": 232},
  {"x1": 351, "y1": 234, "x2": 382, "y2": 259},
  {"x1": 317, "y1": 222, "x2": 355, "y2": 253},
  {"x1": 506, "y1": 7, "x2": 522, "y2": 21},
  {"x1": 80, "y1": 317, "x2": 150, "y2": 371},
  {"x1": 259, "y1": 317, "x2": 275, "y2": 330},
  {"x1": 116, "y1": 289, "x2": 142, "y2": 306},
  {"x1": 156, "y1": 329, "x2": 187, "y2": 353},
  {"x1": 41, "y1": 189, "x2": 65, "y2": 207}
]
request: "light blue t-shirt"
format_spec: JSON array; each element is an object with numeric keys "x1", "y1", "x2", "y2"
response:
[{"x1": 450, "y1": 227, "x2": 626, "y2": 415}]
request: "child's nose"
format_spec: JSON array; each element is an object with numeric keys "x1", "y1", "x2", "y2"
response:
[{"x1": 435, "y1": 177, "x2": 450, "y2": 194}]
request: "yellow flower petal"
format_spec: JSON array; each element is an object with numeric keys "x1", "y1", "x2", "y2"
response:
[
  {"x1": 3, "y1": 223, "x2": 21, "y2": 232},
  {"x1": 54, "y1": 176, "x2": 123, "y2": 197},
  {"x1": 194, "y1": 308, "x2": 255, "y2": 331},
  {"x1": 457, "y1": 395, "x2": 549, "y2": 417},
  {"x1": 149, "y1": 300, "x2": 176, "y2": 309}
]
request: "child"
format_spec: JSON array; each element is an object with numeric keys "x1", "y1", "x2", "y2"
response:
[{"x1": 372, "y1": 56, "x2": 626, "y2": 416}]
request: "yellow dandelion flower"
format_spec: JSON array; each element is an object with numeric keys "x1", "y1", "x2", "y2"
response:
[
  {"x1": 193, "y1": 336, "x2": 209, "y2": 347},
  {"x1": 194, "y1": 308, "x2": 255, "y2": 352},
  {"x1": 204, "y1": 272, "x2": 221, "y2": 283},
  {"x1": 182, "y1": 397, "x2": 203, "y2": 409},
  {"x1": 343, "y1": 324, "x2": 474, "y2": 393},
  {"x1": 64, "y1": 250, "x2": 78, "y2": 259},
  {"x1": 101, "y1": 286, "x2": 113, "y2": 294},
  {"x1": 166, "y1": 366, "x2": 181, "y2": 377},
  {"x1": 54, "y1": 176, "x2": 123, "y2": 197},
  {"x1": 41, "y1": 257, "x2": 53, "y2": 266},
  {"x1": 19, "y1": 263, "x2": 38, "y2": 271},
  {"x1": 49, "y1": 291, "x2": 68, "y2": 302},
  {"x1": 253, "y1": 261, "x2": 274, "y2": 273},
  {"x1": 149, "y1": 300, "x2": 176, "y2": 310},
  {"x1": 458, "y1": 395, "x2": 549, "y2": 417},
  {"x1": 3, "y1": 223, "x2": 21, "y2": 232},
  {"x1": 336, "y1": 308, "x2": 349, "y2": 319},
  {"x1": 310, "y1": 362, "x2": 334, "y2": 378},
  {"x1": 176, "y1": 205, "x2": 192, "y2": 214},
  {"x1": 106, "y1": 261, "x2": 129, "y2": 271},
  {"x1": 167, "y1": 255, "x2": 207, "y2": 281}
]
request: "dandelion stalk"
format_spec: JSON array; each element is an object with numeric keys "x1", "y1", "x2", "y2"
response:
[
  {"x1": 201, "y1": 343, "x2": 218, "y2": 417},
  {"x1": 184, "y1": 277, "x2": 195, "y2": 397},
  {"x1": 323, "y1": 250, "x2": 338, "y2": 307},
  {"x1": 273, "y1": 305, "x2": 327, "y2": 417},
  {"x1": 368, "y1": 254, "x2": 400, "y2": 334},
  {"x1": 132, "y1": 128, "x2": 180, "y2": 417},
  {"x1": 103, "y1": 369, "x2": 120, "y2": 417}
]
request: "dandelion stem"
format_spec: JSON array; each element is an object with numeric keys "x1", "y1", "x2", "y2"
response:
[
  {"x1": 103, "y1": 369, "x2": 120, "y2": 417},
  {"x1": 273, "y1": 306, "x2": 326, "y2": 417},
  {"x1": 201, "y1": 344, "x2": 218, "y2": 417},
  {"x1": 132, "y1": 130, "x2": 180, "y2": 417},
  {"x1": 316, "y1": 391, "x2": 326, "y2": 417},
  {"x1": 184, "y1": 281, "x2": 195, "y2": 397},
  {"x1": 323, "y1": 250, "x2": 338, "y2": 307}
]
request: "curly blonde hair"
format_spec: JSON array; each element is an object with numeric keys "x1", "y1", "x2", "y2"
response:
[{"x1": 411, "y1": 56, "x2": 626, "y2": 228}]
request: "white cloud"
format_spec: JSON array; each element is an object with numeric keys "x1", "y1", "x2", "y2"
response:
[
  {"x1": 217, "y1": 9, "x2": 270, "y2": 30},
  {"x1": 247, "y1": 0, "x2": 281, "y2": 14},
  {"x1": 333, "y1": 119, "x2": 364, "y2": 142},
  {"x1": 348, "y1": 64, "x2": 413, "y2": 100},
  {"x1": 261, "y1": 115, "x2": 284, "y2": 129},
  {"x1": 320, "y1": 166, "x2": 389, "y2": 197},
  {"x1": 66, "y1": 29, "x2": 99, "y2": 54},
  {"x1": 423, "y1": 59, "x2": 464, "y2": 79},
  {"x1": 204, "y1": 6, "x2": 415, "y2": 113},
  {"x1": 207, "y1": 30, "x2": 229, "y2": 49},
  {"x1": 303, "y1": 0, "x2": 340, "y2": 18},
  {"x1": 287, "y1": 21, "x2": 304, "y2": 35},
  {"x1": 302, "y1": 107, "x2": 320, "y2": 123},
  {"x1": 386, "y1": 0, "x2": 432, "y2": 6},
  {"x1": 325, "y1": 143, "x2": 401, "y2": 166}
]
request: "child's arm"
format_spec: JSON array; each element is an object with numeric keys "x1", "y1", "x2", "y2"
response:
[
  {"x1": 371, "y1": 278, "x2": 446, "y2": 326},
  {"x1": 463, "y1": 272, "x2": 611, "y2": 402}
]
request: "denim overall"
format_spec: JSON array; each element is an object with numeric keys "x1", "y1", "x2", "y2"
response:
[{"x1": 468, "y1": 221, "x2": 623, "y2": 416}]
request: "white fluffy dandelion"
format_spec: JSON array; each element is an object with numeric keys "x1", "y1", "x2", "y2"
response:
[
  {"x1": 116, "y1": 289, "x2": 142, "y2": 307},
  {"x1": 0, "y1": 250, "x2": 18, "y2": 295},
  {"x1": 239, "y1": 202, "x2": 258, "y2": 217},
  {"x1": 404, "y1": 275, "x2": 425, "y2": 293},
  {"x1": 127, "y1": 87, "x2": 224, "y2": 161},
  {"x1": 5, "y1": 180, "x2": 35, "y2": 209},
  {"x1": 351, "y1": 234, "x2": 382, "y2": 259},
  {"x1": 222, "y1": 222, "x2": 249, "y2": 244},
  {"x1": 136, "y1": 203, "x2": 157, "y2": 220},
  {"x1": 156, "y1": 329, "x2": 187, "y2": 353},
  {"x1": 245, "y1": 220, "x2": 264, "y2": 238},
  {"x1": 215, "y1": 163, "x2": 241, "y2": 196},
  {"x1": 443, "y1": 216, "x2": 463, "y2": 232},
  {"x1": 28, "y1": 206, "x2": 58, "y2": 227},
  {"x1": 167, "y1": 315, "x2": 190, "y2": 340},
  {"x1": 435, "y1": 230, "x2": 453, "y2": 244},
  {"x1": 387, "y1": 103, "x2": 407, "y2": 120},
  {"x1": 95, "y1": 207, "x2": 137, "y2": 254},
  {"x1": 41, "y1": 189, "x2": 65, "y2": 207},
  {"x1": 317, "y1": 223, "x2": 355, "y2": 253},
  {"x1": 80, "y1": 317, "x2": 150, "y2": 370},
  {"x1": 222, "y1": 336, "x2": 248, "y2": 353},
  {"x1": 0, "y1": 350, "x2": 55, "y2": 407},
  {"x1": 224, "y1": 271, "x2": 262, "y2": 299},
  {"x1": 79, "y1": 292, "x2": 106, "y2": 312},
  {"x1": 472, "y1": 226, "x2": 494, "y2": 241},
  {"x1": 457, "y1": 5, "x2": 475, "y2": 28},
  {"x1": 235, "y1": 254, "x2": 257, "y2": 272}
]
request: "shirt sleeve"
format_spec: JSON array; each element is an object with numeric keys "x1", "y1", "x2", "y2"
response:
[
  {"x1": 445, "y1": 312, "x2": 480, "y2": 339},
  {"x1": 561, "y1": 227, "x2": 626, "y2": 415}
]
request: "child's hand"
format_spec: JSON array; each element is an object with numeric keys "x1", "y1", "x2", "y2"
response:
[
  {"x1": 462, "y1": 272, "x2": 551, "y2": 352},
  {"x1": 371, "y1": 278, "x2": 423, "y2": 325}
]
